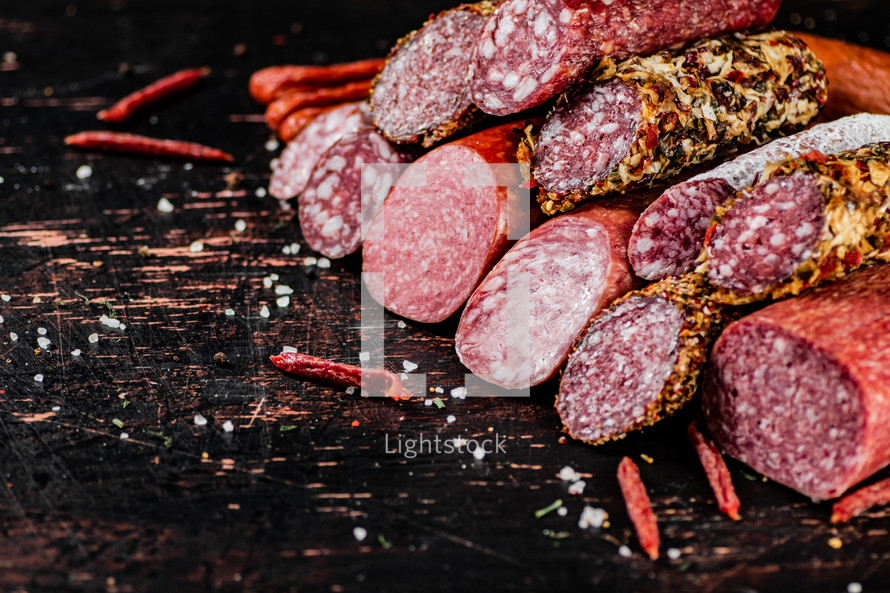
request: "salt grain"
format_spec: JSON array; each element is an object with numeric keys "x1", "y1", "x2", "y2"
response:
[
  {"x1": 402, "y1": 360, "x2": 418, "y2": 372},
  {"x1": 848, "y1": 583, "x2": 863, "y2": 593},
  {"x1": 567, "y1": 480, "x2": 586, "y2": 496},
  {"x1": 234, "y1": 219, "x2": 247, "y2": 232},
  {"x1": 446, "y1": 415, "x2": 456, "y2": 423},
  {"x1": 0, "y1": 315, "x2": 3, "y2": 323},
  {"x1": 450, "y1": 387, "x2": 467, "y2": 399},
  {"x1": 276, "y1": 295, "x2": 290, "y2": 308},
  {"x1": 270, "y1": 274, "x2": 279, "y2": 281},
  {"x1": 316, "y1": 257, "x2": 331, "y2": 269},
  {"x1": 282, "y1": 245, "x2": 292, "y2": 255},
  {"x1": 288, "y1": 243, "x2": 300, "y2": 255},
  {"x1": 345, "y1": 386, "x2": 356, "y2": 395},
  {"x1": 0, "y1": 294, "x2": 10, "y2": 302},
  {"x1": 37, "y1": 327, "x2": 47, "y2": 335},
  {"x1": 424, "y1": 399, "x2": 433, "y2": 406},
  {"x1": 119, "y1": 324, "x2": 126, "y2": 331},
  {"x1": 397, "y1": 320, "x2": 406, "y2": 329},
  {"x1": 472, "y1": 446, "x2": 486, "y2": 461},
  {"x1": 667, "y1": 548, "x2": 682, "y2": 560},
  {"x1": 9, "y1": 332, "x2": 18, "y2": 341},
  {"x1": 71, "y1": 349, "x2": 81, "y2": 356},
  {"x1": 52, "y1": 405, "x2": 61, "y2": 412},
  {"x1": 194, "y1": 414, "x2": 208, "y2": 426},
  {"x1": 265, "y1": 138, "x2": 279, "y2": 152},
  {"x1": 559, "y1": 466, "x2": 580, "y2": 482},
  {"x1": 32, "y1": 296, "x2": 40, "y2": 304},
  {"x1": 275, "y1": 285, "x2": 294, "y2": 295},
  {"x1": 618, "y1": 545, "x2": 632, "y2": 558},
  {"x1": 263, "y1": 277, "x2": 273, "y2": 288},
  {"x1": 255, "y1": 187, "x2": 267, "y2": 198},
  {"x1": 157, "y1": 197, "x2": 174, "y2": 213},
  {"x1": 75, "y1": 164, "x2": 92, "y2": 179},
  {"x1": 88, "y1": 333, "x2": 99, "y2": 343},
  {"x1": 222, "y1": 420, "x2": 234, "y2": 433},
  {"x1": 120, "y1": 432, "x2": 130, "y2": 439},
  {"x1": 225, "y1": 308, "x2": 235, "y2": 316},
  {"x1": 578, "y1": 506, "x2": 608, "y2": 529},
  {"x1": 353, "y1": 527, "x2": 368, "y2": 542},
  {"x1": 434, "y1": 387, "x2": 444, "y2": 394},
  {"x1": 34, "y1": 374, "x2": 44, "y2": 383},
  {"x1": 557, "y1": 507, "x2": 568, "y2": 517},
  {"x1": 37, "y1": 337, "x2": 51, "y2": 349},
  {"x1": 189, "y1": 241, "x2": 204, "y2": 253},
  {"x1": 358, "y1": 351, "x2": 370, "y2": 362},
  {"x1": 304, "y1": 256, "x2": 317, "y2": 266},
  {"x1": 260, "y1": 305, "x2": 270, "y2": 318},
  {"x1": 282, "y1": 346, "x2": 299, "y2": 354}
]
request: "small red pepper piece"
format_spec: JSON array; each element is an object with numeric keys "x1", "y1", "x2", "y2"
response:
[
  {"x1": 687, "y1": 418, "x2": 741, "y2": 520},
  {"x1": 269, "y1": 351, "x2": 411, "y2": 400},
  {"x1": 831, "y1": 477, "x2": 890, "y2": 523},
  {"x1": 265, "y1": 79, "x2": 373, "y2": 130},
  {"x1": 617, "y1": 456, "x2": 660, "y2": 560},
  {"x1": 65, "y1": 131, "x2": 233, "y2": 162},
  {"x1": 98, "y1": 67, "x2": 210, "y2": 123},
  {"x1": 249, "y1": 58, "x2": 386, "y2": 105}
]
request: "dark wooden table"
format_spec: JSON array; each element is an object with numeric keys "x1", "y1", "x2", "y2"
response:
[{"x1": 3, "y1": 1, "x2": 890, "y2": 591}]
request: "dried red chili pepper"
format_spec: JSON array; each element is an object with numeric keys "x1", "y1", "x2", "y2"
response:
[
  {"x1": 617, "y1": 456, "x2": 660, "y2": 560},
  {"x1": 687, "y1": 418, "x2": 741, "y2": 520},
  {"x1": 278, "y1": 105, "x2": 336, "y2": 142},
  {"x1": 249, "y1": 58, "x2": 385, "y2": 105},
  {"x1": 65, "y1": 131, "x2": 233, "y2": 162},
  {"x1": 269, "y1": 351, "x2": 411, "y2": 400},
  {"x1": 98, "y1": 67, "x2": 210, "y2": 123},
  {"x1": 265, "y1": 79, "x2": 373, "y2": 130},
  {"x1": 830, "y1": 477, "x2": 890, "y2": 523}
]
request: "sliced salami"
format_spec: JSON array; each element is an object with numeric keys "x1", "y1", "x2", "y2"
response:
[
  {"x1": 268, "y1": 101, "x2": 371, "y2": 200},
  {"x1": 298, "y1": 129, "x2": 411, "y2": 259},
  {"x1": 370, "y1": 2, "x2": 495, "y2": 148},
  {"x1": 705, "y1": 142, "x2": 890, "y2": 304},
  {"x1": 703, "y1": 264, "x2": 890, "y2": 501},
  {"x1": 455, "y1": 198, "x2": 645, "y2": 389},
  {"x1": 470, "y1": 0, "x2": 782, "y2": 116},
  {"x1": 519, "y1": 30, "x2": 827, "y2": 215},
  {"x1": 362, "y1": 119, "x2": 542, "y2": 324},
  {"x1": 557, "y1": 273, "x2": 728, "y2": 445},
  {"x1": 630, "y1": 114, "x2": 890, "y2": 280}
]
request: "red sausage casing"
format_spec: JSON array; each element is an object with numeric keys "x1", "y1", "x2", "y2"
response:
[
  {"x1": 703, "y1": 264, "x2": 890, "y2": 501},
  {"x1": 363, "y1": 120, "x2": 542, "y2": 323}
]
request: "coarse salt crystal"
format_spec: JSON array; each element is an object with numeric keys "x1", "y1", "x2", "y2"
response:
[
  {"x1": 618, "y1": 545, "x2": 632, "y2": 558},
  {"x1": 270, "y1": 273, "x2": 279, "y2": 281},
  {"x1": 402, "y1": 360, "x2": 418, "y2": 372},
  {"x1": 89, "y1": 333, "x2": 99, "y2": 343},
  {"x1": 275, "y1": 285, "x2": 293, "y2": 295},
  {"x1": 472, "y1": 446, "x2": 486, "y2": 461},
  {"x1": 282, "y1": 245, "x2": 292, "y2": 255},
  {"x1": 559, "y1": 466, "x2": 580, "y2": 482},
  {"x1": 34, "y1": 374, "x2": 44, "y2": 383},
  {"x1": 345, "y1": 386, "x2": 355, "y2": 395},
  {"x1": 260, "y1": 305, "x2": 270, "y2": 318},
  {"x1": 435, "y1": 387, "x2": 444, "y2": 394},
  {"x1": 106, "y1": 317, "x2": 121, "y2": 329},
  {"x1": 189, "y1": 241, "x2": 204, "y2": 253},
  {"x1": 37, "y1": 337, "x2": 51, "y2": 349},
  {"x1": 397, "y1": 320, "x2": 406, "y2": 329},
  {"x1": 1, "y1": 294, "x2": 10, "y2": 302},
  {"x1": 450, "y1": 387, "x2": 467, "y2": 399},
  {"x1": 10, "y1": 332, "x2": 18, "y2": 341},
  {"x1": 0, "y1": 315, "x2": 4, "y2": 323},
  {"x1": 446, "y1": 415, "x2": 456, "y2": 423},
  {"x1": 71, "y1": 349, "x2": 81, "y2": 356},
  {"x1": 194, "y1": 414, "x2": 208, "y2": 426},
  {"x1": 578, "y1": 506, "x2": 608, "y2": 529},
  {"x1": 358, "y1": 351, "x2": 370, "y2": 362},
  {"x1": 52, "y1": 405, "x2": 61, "y2": 412},
  {"x1": 424, "y1": 399, "x2": 433, "y2": 406},
  {"x1": 282, "y1": 346, "x2": 299, "y2": 354},
  {"x1": 234, "y1": 219, "x2": 247, "y2": 232},
  {"x1": 225, "y1": 308, "x2": 235, "y2": 316},
  {"x1": 276, "y1": 295, "x2": 290, "y2": 308},
  {"x1": 667, "y1": 548, "x2": 682, "y2": 560},
  {"x1": 75, "y1": 164, "x2": 92, "y2": 179},
  {"x1": 157, "y1": 197, "x2": 174, "y2": 213},
  {"x1": 557, "y1": 507, "x2": 568, "y2": 517},
  {"x1": 37, "y1": 327, "x2": 47, "y2": 335},
  {"x1": 222, "y1": 420, "x2": 234, "y2": 433},
  {"x1": 120, "y1": 432, "x2": 129, "y2": 439},
  {"x1": 183, "y1": 162, "x2": 193, "y2": 170},
  {"x1": 353, "y1": 527, "x2": 367, "y2": 541},
  {"x1": 263, "y1": 277, "x2": 273, "y2": 288},
  {"x1": 289, "y1": 243, "x2": 300, "y2": 255},
  {"x1": 568, "y1": 480, "x2": 586, "y2": 496},
  {"x1": 255, "y1": 187, "x2": 267, "y2": 198},
  {"x1": 316, "y1": 257, "x2": 331, "y2": 269},
  {"x1": 32, "y1": 296, "x2": 41, "y2": 304},
  {"x1": 847, "y1": 583, "x2": 863, "y2": 593},
  {"x1": 303, "y1": 256, "x2": 317, "y2": 266},
  {"x1": 119, "y1": 324, "x2": 126, "y2": 331},
  {"x1": 265, "y1": 138, "x2": 279, "y2": 152}
]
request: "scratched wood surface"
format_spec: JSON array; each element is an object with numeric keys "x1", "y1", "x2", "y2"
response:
[{"x1": 3, "y1": 1, "x2": 890, "y2": 591}]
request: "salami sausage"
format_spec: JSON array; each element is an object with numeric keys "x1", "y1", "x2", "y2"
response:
[
  {"x1": 362, "y1": 119, "x2": 542, "y2": 324},
  {"x1": 705, "y1": 142, "x2": 890, "y2": 305},
  {"x1": 557, "y1": 273, "x2": 729, "y2": 445},
  {"x1": 268, "y1": 102, "x2": 371, "y2": 201},
  {"x1": 794, "y1": 33, "x2": 890, "y2": 120},
  {"x1": 630, "y1": 114, "x2": 890, "y2": 280},
  {"x1": 455, "y1": 197, "x2": 646, "y2": 389},
  {"x1": 470, "y1": 0, "x2": 782, "y2": 116},
  {"x1": 703, "y1": 264, "x2": 890, "y2": 501},
  {"x1": 370, "y1": 2, "x2": 496, "y2": 148},
  {"x1": 299, "y1": 129, "x2": 412, "y2": 259},
  {"x1": 519, "y1": 31, "x2": 827, "y2": 215}
]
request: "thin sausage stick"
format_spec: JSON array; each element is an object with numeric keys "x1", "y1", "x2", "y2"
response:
[
  {"x1": 65, "y1": 131, "x2": 233, "y2": 162},
  {"x1": 265, "y1": 79, "x2": 373, "y2": 130},
  {"x1": 688, "y1": 418, "x2": 741, "y2": 520},
  {"x1": 249, "y1": 58, "x2": 385, "y2": 104},
  {"x1": 617, "y1": 457, "x2": 660, "y2": 560},
  {"x1": 831, "y1": 478, "x2": 890, "y2": 523},
  {"x1": 98, "y1": 67, "x2": 210, "y2": 123}
]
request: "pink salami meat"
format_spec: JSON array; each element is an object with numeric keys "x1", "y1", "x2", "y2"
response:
[
  {"x1": 455, "y1": 198, "x2": 644, "y2": 389},
  {"x1": 268, "y1": 102, "x2": 371, "y2": 200},
  {"x1": 298, "y1": 129, "x2": 411, "y2": 259},
  {"x1": 370, "y1": 2, "x2": 495, "y2": 148},
  {"x1": 362, "y1": 119, "x2": 542, "y2": 323},
  {"x1": 703, "y1": 264, "x2": 890, "y2": 501},
  {"x1": 630, "y1": 114, "x2": 890, "y2": 280},
  {"x1": 469, "y1": 0, "x2": 781, "y2": 116}
]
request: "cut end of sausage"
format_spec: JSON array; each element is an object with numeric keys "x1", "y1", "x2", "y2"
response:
[
  {"x1": 371, "y1": 6, "x2": 488, "y2": 145},
  {"x1": 469, "y1": 0, "x2": 580, "y2": 116},
  {"x1": 532, "y1": 80, "x2": 640, "y2": 195},
  {"x1": 706, "y1": 172, "x2": 826, "y2": 295},
  {"x1": 557, "y1": 295, "x2": 683, "y2": 445},
  {"x1": 703, "y1": 319, "x2": 867, "y2": 501},
  {"x1": 456, "y1": 216, "x2": 612, "y2": 389},
  {"x1": 630, "y1": 179, "x2": 735, "y2": 280}
]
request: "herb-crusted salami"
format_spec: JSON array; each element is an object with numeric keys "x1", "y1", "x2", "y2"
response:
[
  {"x1": 703, "y1": 264, "x2": 890, "y2": 501},
  {"x1": 520, "y1": 30, "x2": 827, "y2": 216},
  {"x1": 630, "y1": 114, "x2": 890, "y2": 280},
  {"x1": 269, "y1": 102, "x2": 371, "y2": 200},
  {"x1": 299, "y1": 129, "x2": 411, "y2": 259},
  {"x1": 455, "y1": 197, "x2": 644, "y2": 389},
  {"x1": 370, "y1": 2, "x2": 496, "y2": 148},
  {"x1": 705, "y1": 142, "x2": 890, "y2": 305},
  {"x1": 470, "y1": 0, "x2": 782, "y2": 116},
  {"x1": 557, "y1": 273, "x2": 729, "y2": 445}
]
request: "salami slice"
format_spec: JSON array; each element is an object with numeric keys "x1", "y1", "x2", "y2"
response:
[
  {"x1": 370, "y1": 2, "x2": 495, "y2": 148},
  {"x1": 630, "y1": 114, "x2": 890, "y2": 280},
  {"x1": 268, "y1": 102, "x2": 371, "y2": 200},
  {"x1": 705, "y1": 142, "x2": 890, "y2": 305},
  {"x1": 455, "y1": 197, "x2": 645, "y2": 389},
  {"x1": 557, "y1": 273, "x2": 728, "y2": 445},
  {"x1": 362, "y1": 119, "x2": 542, "y2": 324},
  {"x1": 519, "y1": 30, "x2": 827, "y2": 215},
  {"x1": 298, "y1": 130, "x2": 411, "y2": 259},
  {"x1": 470, "y1": 0, "x2": 782, "y2": 116},
  {"x1": 703, "y1": 264, "x2": 890, "y2": 501}
]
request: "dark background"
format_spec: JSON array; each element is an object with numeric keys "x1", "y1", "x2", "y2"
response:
[{"x1": 2, "y1": 1, "x2": 890, "y2": 592}]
